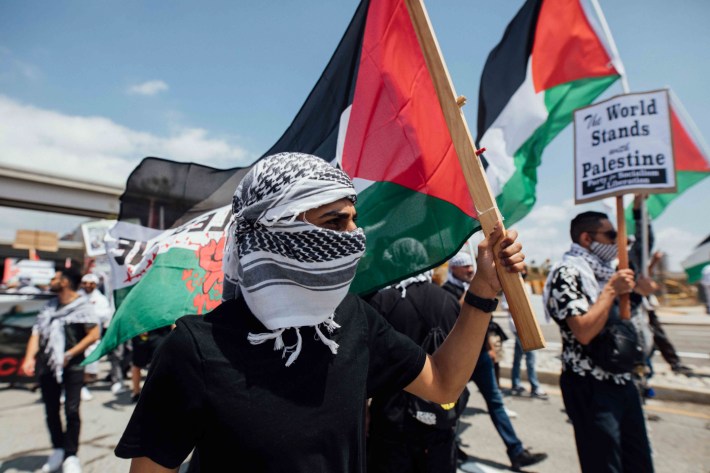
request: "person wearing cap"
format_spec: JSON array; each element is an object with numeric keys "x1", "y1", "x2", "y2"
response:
[
  {"x1": 78, "y1": 274, "x2": 114, "y2": 399},
  {"x1": 445, "y1": 252, "x2": 547, "y2": 471},
  {"x1": 21, "y1": 267, "x2": 99, "y2": 473},
  {"x1": 505, "y1": 265, "x2": 548, "y2": 400},
  {"x1": 115, "y1": 153, "x2": 526, "y2": 473},
  {"x1": 442, "y1": 251, "x2": 474, "y2": 303}
]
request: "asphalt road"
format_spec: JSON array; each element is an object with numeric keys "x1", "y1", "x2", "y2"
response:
[
  {"x1": 1, "y1": 369, "x2": 709, "y2": 473},
  {"x1": 458, "y1": 381, "x2": 710, "y2": 473}
]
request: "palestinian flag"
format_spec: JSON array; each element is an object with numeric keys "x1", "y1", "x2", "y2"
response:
[
  {"x1": 86, "y1": 0, "x2": 478, "y2": 362},
  {"x1": 477, "y1": 0, "x2": 623, "y2": 225},
  {"x1": 682, "y1": 234, "x2": 710, "y2": 284},
  {"x1": 626, "y1": 91, "x2": 710, "y2": 233}
]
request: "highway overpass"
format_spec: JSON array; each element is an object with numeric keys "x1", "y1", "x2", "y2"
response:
[{"x1": 0, "y1": 165, "x2": 123, "y2": 219}]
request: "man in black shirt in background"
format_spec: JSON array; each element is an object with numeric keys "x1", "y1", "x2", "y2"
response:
[
  {"x1": 367, "y1": 238, "x2": 464, "y2": 473},
  {"x1": 21, "y1": 268, "x2": 99, "y2": 473}
]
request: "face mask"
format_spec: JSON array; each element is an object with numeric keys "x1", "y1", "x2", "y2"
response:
[{"x1": 589, "y1": 241, "x2": 618, "y2": 262}]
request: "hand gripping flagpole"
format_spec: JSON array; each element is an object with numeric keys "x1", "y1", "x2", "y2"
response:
[{"x1": 405, "y1": 0, "x2": 545, "y2": 350}]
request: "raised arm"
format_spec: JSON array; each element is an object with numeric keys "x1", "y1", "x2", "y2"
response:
[{"x1": 405, "y1": 224, "x2": 523, "y2": 404}]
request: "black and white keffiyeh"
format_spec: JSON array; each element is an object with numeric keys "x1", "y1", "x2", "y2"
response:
[
  {"x1": 223, "y1": 152, "x2": 366, "y2": 366},
  {"x1": 543, "y1": 243, "x2": 614, "y2": 319},
  {"x1": 33, "y1": 295, "x2": 97, "y2": 382}
]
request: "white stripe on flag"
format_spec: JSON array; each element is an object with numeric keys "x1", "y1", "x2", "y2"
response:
[
  {"x1": 681, "y1": 241, "x2": 710, "y2": 269},
  {"x1": 479, "y1": 61, "x2": 547, "y2": 196}
]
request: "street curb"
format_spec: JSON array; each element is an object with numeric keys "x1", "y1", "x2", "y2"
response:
[{"x1": 499, "y1": 366, "x2": 710, "y2": 405}]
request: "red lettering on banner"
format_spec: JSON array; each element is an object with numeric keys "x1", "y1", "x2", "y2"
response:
[{"x1": 0, "y1": 357, "x2": 19, "y2": 377}]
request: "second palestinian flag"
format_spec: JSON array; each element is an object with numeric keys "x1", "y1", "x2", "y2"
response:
[{"x1": 477, "y1": 0, "x2": 623, "y2": 225}]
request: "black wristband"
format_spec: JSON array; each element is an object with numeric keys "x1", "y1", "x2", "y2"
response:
[{"x1": 464, "y1": 291, "x2": 498, "y2": 312}]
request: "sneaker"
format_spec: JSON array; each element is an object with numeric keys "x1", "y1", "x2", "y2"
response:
[
  {"x1": 80, "y1": 386, "x2": 93, "y2": 401},
  {"x1": 531, "y1": 389, "x2": 549, "y2": 400},
  {"x1": 671, "y1": 363, "x2": 693, "y2": 375},
  {"x1": 504, "y1": 407, "x2": 518, "y2": 419},
  {"x1": 511, "y1": 448, "x2": 547, "y2": 471},
  {"x1": 456, "y1": 444, "x2": 469, "y2": 464},
  {"x1": 111, "y1": 382, "x2": 127, "y2": 395},
  {"x1": 62, "y1": 455, "x2": 82, "y2": 473},
  {"x1": 510, "y1": 385, "x2": 526, "y2": 396},
  {"x1": 40, "y1": 448, "x2": 64, "y2": 472}
]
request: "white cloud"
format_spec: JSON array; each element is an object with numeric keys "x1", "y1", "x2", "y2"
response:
[
  {"x1": 126, "y1": 80, "x2": 169, "y2": 96},
  {"x1": 0, "y1": 95, "x2": 254, "y2": 187}
]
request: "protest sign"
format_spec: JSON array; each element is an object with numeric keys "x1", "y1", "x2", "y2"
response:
[{"x1": 574, "y1": 89, "x2": 675, "y2": 203}]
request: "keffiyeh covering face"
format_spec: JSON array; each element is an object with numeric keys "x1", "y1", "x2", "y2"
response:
[{"x1": 223, "y1": 152, "x2": 366, "y2": 366}]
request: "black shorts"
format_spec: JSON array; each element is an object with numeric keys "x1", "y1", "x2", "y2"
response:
[{"x1": 131, "y1": 334, "x2": 165, "y2": 368}]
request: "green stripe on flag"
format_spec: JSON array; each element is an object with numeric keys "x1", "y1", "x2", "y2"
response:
[
  {"x1": 626, "y1": 170, "x2": 710, "y2": 233},
  {"x1": 352, "y1": 181, "x2": 479, "y2": 294},
  {"x1": 496, "y1": 76, "x2": 619, "y2": 225},
  {"x1": 684, "y1": 261, "x2": 709, "y2": 284},
  {"x1": 85, "y1": 247, "x2": 214, "y2": 363}
]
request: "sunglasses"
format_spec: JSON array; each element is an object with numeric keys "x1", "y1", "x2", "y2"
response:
[{"x1": 587, "y1": 229, "x2": 618, "y2": 240}]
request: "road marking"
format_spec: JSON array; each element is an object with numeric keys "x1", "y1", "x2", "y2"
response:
[
  {"x1": 644, "y1": 404, "x2": 710, "y2": 420},
  {"x1": 675, "y1": 351, "x2": 710, "y2": 360},
  {"x1": 533, "y1": 387, "x2": 710, "y2": 421}
]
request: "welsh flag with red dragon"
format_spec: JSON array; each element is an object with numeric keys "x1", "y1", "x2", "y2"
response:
[{"x1": 86, "y1": 0, "x2": 479, "y2": 362}]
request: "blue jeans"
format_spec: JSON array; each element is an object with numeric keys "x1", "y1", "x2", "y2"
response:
[
  {"x1": 511, "y1": 336, "x2": 540, "y2": 391},
  {"x1": 471, "y1": 350, "x2": 523, "y2": 460}
]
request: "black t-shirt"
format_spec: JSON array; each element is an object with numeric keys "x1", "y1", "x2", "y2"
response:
[
  {"x1": 37, "y1": 323, "x2": 96, "y2": 375},
  {"x1": 367, "y1": 282, "x2": 460, "y2": 431},
  {"x1": 441, "y1": 281, "x2": 464, "y2": 300},
  {"x1": 115, "y1": 294, "x2": 425, "y2": 472}
]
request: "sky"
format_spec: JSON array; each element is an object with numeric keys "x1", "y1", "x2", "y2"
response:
[{"x1": 1, "y1": 0, "x2": 709, "y2": 272}]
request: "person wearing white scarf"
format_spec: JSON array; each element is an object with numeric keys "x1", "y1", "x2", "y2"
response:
[
  {"x1": 121, "y1": 152, "x2": 528, "y2": 473},
  {"x1": 543, "y1": 211, "x2": 653, "y2": 473},
  {"x1": 442, "y1": 250, "x2": 474, "y2": 302},
  {"x1": 21, "y1": 267, "x2": 99, "y2": 473}
]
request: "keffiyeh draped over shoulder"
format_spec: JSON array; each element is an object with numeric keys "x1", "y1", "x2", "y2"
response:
[
  {"x1": 34, "y1": 296, "x2": 97, "y2": 382},
  {"x1": 223, "y1": 152, "x2": 366, "y2": 366}
]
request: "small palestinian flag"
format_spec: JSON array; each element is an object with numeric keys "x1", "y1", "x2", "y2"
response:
[
  {"x1": 626, "y1": 91, "x2": 710, "y2": 232},
  {"x1": 86, "y1": 0, "x2": 478, "y2": 362},
  {"x1": 682, "y1": 234, "x2": 710, "y2": 284},
  {"x1": 477, "y1": 0, "x2": 623, "y2": 225}
]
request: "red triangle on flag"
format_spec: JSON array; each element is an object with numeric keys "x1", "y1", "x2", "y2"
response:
[
  {"x1": 532, "y1": 0, "x2": 618, "y2": 93},
  {"x1": 341, "y1": 0, "x2": 475, "y2": 218}
]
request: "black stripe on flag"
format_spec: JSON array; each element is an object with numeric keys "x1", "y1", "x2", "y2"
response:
[
  {"x1": 119, "y1": 0, "x2": 370, "y2": 229},
  {"x1": 476, "y1": 0, "x2": 542, "y2": 144}
]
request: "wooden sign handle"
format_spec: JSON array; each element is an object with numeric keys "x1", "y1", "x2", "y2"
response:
[
  {"x1": 405, "y1": 0, "x2": 545, "y2": 350},
  {"x1": 615, "y1": 196, "x2": 631, "y2": 319}
]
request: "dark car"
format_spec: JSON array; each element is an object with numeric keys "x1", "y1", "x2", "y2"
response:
[{"x1": 0, "y1": 293, "x2": 54, "y2": 384}]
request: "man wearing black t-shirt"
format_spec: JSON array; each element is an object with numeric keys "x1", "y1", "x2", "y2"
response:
[
  {"x1": 21, "y1": 268, "x2": 99, "y2": 473},
  {"x1": 366, "y1": 238, "x2": 464, "y2": 473},
  {"x1": 116, "y1": 153, "x2": 527, "y2": 473}
]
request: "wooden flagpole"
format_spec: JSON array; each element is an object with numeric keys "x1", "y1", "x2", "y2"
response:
[
  {"x1": 616, "y1": 197, "x2": 631, "y2": 319},
  {"x1": 405, "y1": 0, "x2": 545, "y2": 350}
]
